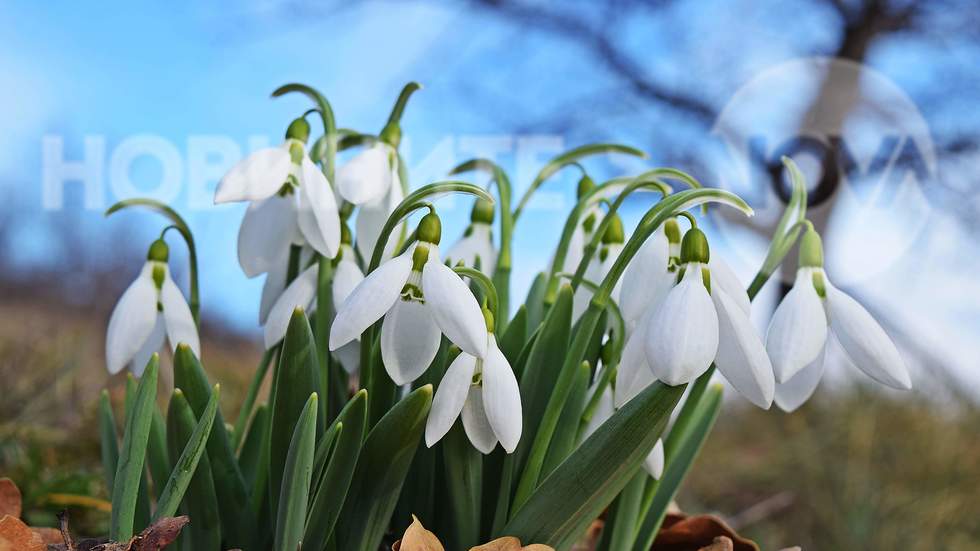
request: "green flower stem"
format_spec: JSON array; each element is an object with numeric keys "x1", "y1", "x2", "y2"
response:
[
  {"x1": 449, "y1": 158, "x2": 515, "y2": 329},
  {"x1": 385, "y1": 81, "x2": 422, "y2": 127},
  {"x1": 453, "y1": 266, "x2": 499, "y2": 328},
  {"x1": 512, "y1": 143, "x2": 648, "y2": 222},
  {"x1": 510, "y1": 189, "x2": 753, "y2": 514},
  {"x1": 272, "y1": 83, "x2": 337, "y2": 182},
  {"x1": 105, "y1": 199, "x2": 200, "y2": 323},
  {"x1": 314, "y1": 256, "x2": 334, "y2": 420}
]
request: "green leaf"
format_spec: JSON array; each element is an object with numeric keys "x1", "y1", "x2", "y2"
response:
[
  {"x1": 497, "y1": 305, "x2": 527, "y2": 365},
  {"x1": 166, "y1": 389, "x2": 221, "y2": 551},
  {"x1": 98, "y1": 390, "x2": 119, "y2": 496},
  {"x1": 155, "y1": 385, "x2": 220, "y2": 519},
  {"x1": 632, "y1": 384, "x2": 723, "y2": 551},
  {"x1": 146, "y1": 409, "x2": 171, "y2": 499},
  {"x1": 110, "y1": 355, "x2": 159, "y2": 541},
  {"x1": 269, "y1": 308, "x2": 323, "y2": 517},
  {"x1": 173, "y1": 344, "x2": 254, "y2": 549},
  {"x1": 232, "y1": 347, "x2": 275, "y2": 450},
  {"x1": 606, "y1": 472, "x2": 645, "y2": 551},
  {"x1": 239, "y1": 404, "x2": 270, "y2": 489},
  {"x1": 523, "y1": 272, "x2": 548, "y2": 334},
  {"x1": 304, "y1": 390, "x2": 368, "y2": 551},
  {"x1": 443, "y1": 422, "x2": 483, "y2": 549},
  {"x1": 274, "y1": 393, "x2": 319, "y2": 551},
  {"x1": 503, "y1": 381, "x2": 683, "y2": 551},
  {"x1": 336, "y1": 385, "x2": 433, "y2": 551},
  {"x1": 510, "y1": 284, "x2": 573, "y2": 506},
  {"x1": 541, "y1": 361, "x2": 590, "y2": 478}
]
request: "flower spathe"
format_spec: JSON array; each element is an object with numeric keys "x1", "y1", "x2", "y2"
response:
[
  {"x1": 215, "y1": 118, "x2": 341, "y2": 277},
  {"x1": 425, "y1": 335, "x2": 523, "y2": 454},
  {"x1": 329, "y1": 213, "x2": 488, "y2": 385},
  {"x1": 640, "y1": 228, "x2": 775, "y2": 409},
  {"x1": 766, "y1": 229, "x2": 911, "y2": 411},
  {"x1": 106, "y1": 240, "x2": 199, "y2": 376}
]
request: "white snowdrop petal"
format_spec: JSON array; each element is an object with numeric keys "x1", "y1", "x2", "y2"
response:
[
  {"x1": 561, "y1": 226, "x2": 586, "y2": 274},
  {"x1": 766, "y1": 268, "x2": 828, "y2": 383},
  {"x1": 643, "y1": 439, "x2": 665, "y2": 480},
  {"x1": 215, "y1": 147, "x2": 291, "y2": 204},
  {"x1": 481, "y1": 340, "x2": 522, "y2": 453},
  {"x1": 331, "y1": 252, "x2": 365, "y2": 309},
  {"x1": 826, "y1": 282, "x2": 911, "y2": 390},
  {"x1": 380, "y1": 299, "x2": 442, "y2": 385},
  {"x1": 614, "y1": 312, "x2": 656, "y2": 408},
  {"x1": 161, "y1": 274, "x2": 200, "y2": 357},
  {"x1": 712, "y1": 287, "x2": 774, "y2": 409},
  {"x1": 461, "y1": 385, "x2": 498, "y2": 454},
  {"x1": 296, "y1": 158, "x2": 342, "y2": 258},
  {"x1": 334, "y1": 341, "x2": 361, "y2": 375},
  {"x1": 582, "y1": 386, "x2": 615, "y2": 440},
  {"x1": 425, "y1": 353, "x2": 478, "y2": 448},
  {"x1": 422, "y1": 261, "x2": 488, "y2": 359},
  {"x1": 237, "y1": 195, "x2": 300, "y2": 278},
  {"x1": 774, "y1": 342, "x2": 826, "y2": 413},
  {"x1": 336, "y1": 145, "x2": 392, "y2": 205},
  {"x1": 645, "y1": 264, "x2": 719, "y2": 386},
  {"x1": 709, "y1": 256, "x2": 750, "y2": 315},
  {"x1": 329, "y1": 253, "x2": 412, "y2": 350},
  {"x1": 131, "y1": 315, "x2": 166, "y2": 378},
  {"x1": 258, "y1": 251, "x2": 290, "y2": 325},
  {"x1": 620, "y1": 230, "x2": 671, "y2": 327},
  {"x1": 355, "y1": 181, "x2": 403, "y2": 263},
  {"x1": 106, "y1": 264, "x2": 159, "y2": 375},
  {"x1": 263, "y1": 264, "x2": 319, "y2": 349}
]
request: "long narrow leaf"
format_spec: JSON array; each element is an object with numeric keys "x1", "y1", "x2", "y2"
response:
[
  {"x1": 154, "y1": 385, "x2": 220, "y2": 519},
  {"x1": 110, "y1": 355, "x2": 159, "y2": 541},
  {"x1": 98, "y1": 390, "x2": 119, "y2": 495},
  {"x1": 146, "y1": 410, "x2": 171, "y2": 499},
  {"x1": 274, "y1": 393, "x2": 319, "y2": 551},
  {"x1": 443, "y1": 422, "x2": 483, "y2": 549}
]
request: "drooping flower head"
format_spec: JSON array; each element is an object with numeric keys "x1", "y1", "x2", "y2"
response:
[
  {"x1": 329, "y1": 210, "x2": 488, "y2": 385},
  {"x1": 634, "y1": 226, "x2": 775, "y2": 409},
  {"x1": 446, "y1": 198, "x2": 497, "y2": 276},
  {"x1": 767, "y1": 227, "x2": 911, "y2": 411},
  {"x1": 425, "y1": 306, "x2": 523, "y2": 454},
  {"x1": 215, "y1": 116, "x2": 341, "y2": 277},
  {"x1": 106, "y1": 238, "x2": 199, "y2": 376}
]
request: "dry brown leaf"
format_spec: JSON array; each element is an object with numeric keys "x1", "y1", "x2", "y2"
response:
[
  {"x1": 32, "y1": 526, "x2": 64, "y2": 544},
  {"x1": 0, "y1": 479, "x2": 21, "y2": 519},
  {"x1": 652, "y1": 513, "x2": 759, "y2": 551},
  {"x1": 91, "y1": 516, "x2": 189, "y2": 551},
  {"x1": 393, "y1": 515, "x2": 444, "y2": 551},
  {"x1": 468, "y1": 535, "x2": 555, "y2": 551},
  {"x1": 0, "y1": 514, "x2": 46, "y2": 551}
]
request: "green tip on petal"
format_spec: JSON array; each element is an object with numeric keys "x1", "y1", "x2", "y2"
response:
[
  {"x1": 418, "y1": 212, "x2": 442, "y2": 245},
  {"x1": 412, "y1": 244, "x2": 431, "y2": 271},
  {"x1": 471, "y1": 198, "x2": 495, "y2": 225},
  {"x1": 285, "y1": 117, "x2": 311, "y2": 143},
  {"x1": 147, "y1": 238, "x2": 169, "y2": 262},
  {"x1": 680, "y1": 228, "x2": 710, "y2": 264},
  {"x1": 799, "y1": 227, "x2": 824, "y2": 268}
]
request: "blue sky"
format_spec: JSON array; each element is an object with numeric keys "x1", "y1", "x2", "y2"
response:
[{"x1": 2, "y1": 1, "x2": 978, "y2": 392}]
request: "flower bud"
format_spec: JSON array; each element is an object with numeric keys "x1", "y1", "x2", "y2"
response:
[
  {"x1": 147, "y1": 238, "x2": 169, "y2": 262},
  {"x1": 577, "y1": 174, "x2": 595, "y2": 199},
  {"x1": 285, "y1": 117, "x2": 311, "y2": 144},
  {"x1": 680, "y1": 228, "x2": 710, "y2": 264},
  {"x1": 664, "y1": 218, "x2": 682, "y2": 245},
  {"x1": 471, "y1": 198, "x2": 495, "y2": 225},
  {"x1": 799, "y1": 228, "x2": 824, "y2": 268},
  {"x1": 418, "y1": 212, "x2": 442, "y2": 245}
]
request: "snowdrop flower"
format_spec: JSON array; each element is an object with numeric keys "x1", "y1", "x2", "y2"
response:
[
  {"x1": 329, "y1": 211, "x2": 488, "y2": 385},
  {"x1": 215, "y1": 117, "x2": 341, "y2": 277},
  {"x1": 106, "y1": 239, "x2": 199, "y2": 376},
  {"x1": 573, "y1": 213, "x2": 625, "y2": 319},
  {"x1": 335, "y1": 143, "x2": 405, "y2": 262},
  {"x1": 641, "y1": 228, "x2": 775, "y2": 408},
  {"x1": 262, "y1": 225, "x2": 365, "y2": 371},
  {"x1": 425, "y1": 310, "x2": 522, "y2": 454},
  {"x1": 582, "y1": 382, "x2": 663, "y2": 479},
  {"x1": 560, "y1": 175, "x2": 604, "y2": 274},
  {"x1": 619, "y1": 219, "x2": 681, "y2": 331},
  {"x1": 767, "y1": 227, "x2": 911, "y2": 411},
  {"x1": 445, "y1": 198, "x2": 497, "y2": 275}
]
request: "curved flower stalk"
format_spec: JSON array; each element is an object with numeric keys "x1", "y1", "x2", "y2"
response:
[
  {"x1": 446, "y1": 198, "x2": 497, "y2": 276},
  {"x1": 767, "y1": 226, "x2": 911, "y2": 411},
  {"x1": 215, "y1": 116, "x2": 341, "y2": 277},
  {"x1": 329, "y1": 210, "x2": 488, "y2": 385},
  {"x1": 106, "y1": 238, "x2": 199, "y2": 376},
  {"x1": 637, "y1": 228, "x2": 774, "y2": 408},
  {"x1": 426, "y1": 305, "x2": 523, "y2": 454},
  {"x1": 572, "y1": 211, "x2": 625, "y2": 319}
]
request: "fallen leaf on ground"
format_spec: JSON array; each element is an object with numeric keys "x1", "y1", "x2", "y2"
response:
[
  {"x1": 0, "y1": 515, "x2": 46, "y2": 551},
  {"x1": 392, "y1": 515, "x2": 444, "y2": 551},
  {"x1": 652, "y1": 513, "x2": 759, "y2": 551},
  {"x1": 91, "y1": 516, "x2": 189, "y2": 551},
  {"x1": 0, "y1": 479, "x2": 21, "y2": 519}
]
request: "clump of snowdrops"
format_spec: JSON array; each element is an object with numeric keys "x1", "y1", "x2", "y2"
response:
[{"x1": 98, "y1": 82, "x2": 909, "y2": 551}]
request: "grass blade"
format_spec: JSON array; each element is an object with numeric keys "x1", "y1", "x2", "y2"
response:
[{"x1": 110, "y1": 354, "x2": 159, "y2": 541}]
